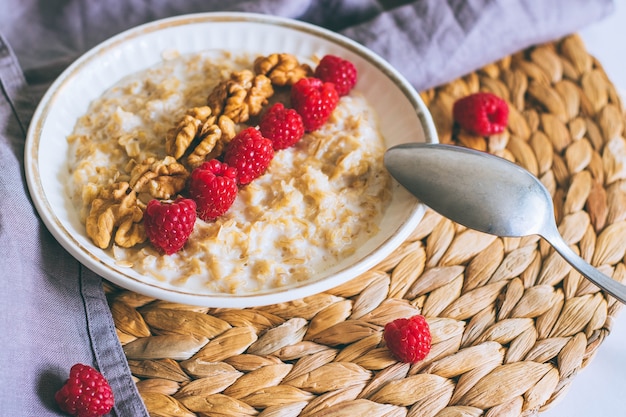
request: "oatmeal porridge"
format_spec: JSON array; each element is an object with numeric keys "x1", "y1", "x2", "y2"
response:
[{"x1": 66, "y1": 50, "x2": 391, "y2": 294}]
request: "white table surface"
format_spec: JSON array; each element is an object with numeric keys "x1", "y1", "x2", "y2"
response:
[{"x1": 541, "y1": 1, "x2": 626, "y2": 416}]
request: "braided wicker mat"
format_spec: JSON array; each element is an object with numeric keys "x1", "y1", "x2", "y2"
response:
[{"x1": 105, "y1": 34, "x2": 626, "y2": 417}]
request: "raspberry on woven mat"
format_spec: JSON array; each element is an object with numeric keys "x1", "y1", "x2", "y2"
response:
[
  {"x1": 452, "y1": 91, "x2": 509, "y2": 136},
  {"x1": 383, "y1": 314, "x2": 432, "y2": 364}
]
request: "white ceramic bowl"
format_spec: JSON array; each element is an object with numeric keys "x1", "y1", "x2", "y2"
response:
[{"x1": 25, "y1": 12, "x2": 438, "y2": 307}]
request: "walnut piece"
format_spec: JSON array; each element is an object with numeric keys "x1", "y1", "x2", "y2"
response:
[
  {"x1": 187, "y1": 106, "x2": 213, "y2": 120},
  {"x1": 165, "y1": 106, "x2": 237, "y2": 168},
  {"x1": 186, "y1": 123, "x2": 223, "y2": 169},
  {"x1": 86, "y1": 182, "x2": 146, "y2": 249},
  {"x1": 166, "y1": 106, "x2": 213, "y2": 159},
  {"x1": 128, "y1": 156, "x2": 189, "y2": 201},
  {"x1": 216, "y1": 114, "x2": 236, "y2": 141},
  {"x1": 207, "y1": 70, "x2": 274, "y2": 123},
  {"x1": 254, "y1": 53, "x2": 313, "y2": 86},
  {"x1": 86, "y1": 157, "x2": 189, "y2": 249}
]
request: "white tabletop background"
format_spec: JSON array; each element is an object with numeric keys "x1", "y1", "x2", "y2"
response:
[{"x1": 541, "y1": 1, "x2": 626, "y2": 415}]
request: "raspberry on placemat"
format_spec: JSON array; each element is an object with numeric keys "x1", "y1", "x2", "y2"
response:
[
  {"x1": 383, "y1": 314, "x2": 432, "y2": 363},
  {"x1": 452, "y1": 91, "x2": 509, "y2": 136}
]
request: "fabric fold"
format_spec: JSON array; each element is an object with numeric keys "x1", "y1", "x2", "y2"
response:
[{"x1": 341, "y1": 0, "x2": 616, "y2": 90}]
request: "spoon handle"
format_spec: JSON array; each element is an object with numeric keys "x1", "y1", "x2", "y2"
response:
[{"x1": 543, "y1": 228, "x2": 626, "y2": 304}]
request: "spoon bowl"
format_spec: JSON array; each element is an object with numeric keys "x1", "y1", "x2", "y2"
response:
[{"x1": 384, "y1": 143, "x2": 626, "y2": 304}]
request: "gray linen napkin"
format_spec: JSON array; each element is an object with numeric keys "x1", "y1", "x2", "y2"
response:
[{"x1": 0, "y1": 0, "x2": 614, "y2": 415}]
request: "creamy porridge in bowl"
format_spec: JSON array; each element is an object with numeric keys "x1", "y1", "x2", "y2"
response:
[{"x1": 25, "y1": 13, "x2": 438, "y2": 307}]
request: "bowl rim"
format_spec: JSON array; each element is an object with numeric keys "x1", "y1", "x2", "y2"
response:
[{"x1": 24, "y1": 11, "x2": 439, "y2": 307}]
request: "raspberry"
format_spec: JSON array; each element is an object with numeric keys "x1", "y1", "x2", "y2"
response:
[
  {"x1": 383, "y1": 314, "x2": 432, "y2": 363},
  {"x1": 452, "y1": 92, "x2": 509, "y2": 136},
  {"x1": 54, "y1": 363, "x2": 114, "y2": 417},
  {"x1": 259, "y1": 103, "x2": 305, "y2": 150},
  {"x1": 143, "y1": 197, "x2": 196, "y2": 255},
  {"x1": 223, "y1": 127, "x2": 274, "y2": 185},
  {"x1": 314, "y1": 54, "x2": 357, "y2": 96},
  {"x1": 290, "y1": 77, "x2": 339, "y2": 132},
  {"x1": 188, "y1": 159, "x2": 238, "y2": 221}
]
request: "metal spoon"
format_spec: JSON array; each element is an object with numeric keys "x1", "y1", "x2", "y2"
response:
[{"x1": 384, "y1": 142, "x2": 626, "y2": 304}]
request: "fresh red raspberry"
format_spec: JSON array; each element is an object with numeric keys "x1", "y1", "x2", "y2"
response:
[
  {"x1": 143, "y1": 197, "x2": 196, "y2": 255},
  {"x1": 383, "y1": 314, "x2": 432, "y2": 363},
  {"x1": 290, "y1": 77, "x2": 339, "y2": 132},
  {"x1": 259, "y1": 103, "x2": 305, "y2": 150},
  {"x1": 223, "y1": 127, "x2": 274, "y2": 185},
  {"x1": 54, "y1": 363, "x2": 114, "y2": 417},
  {"x1": 452, "y1": 92, "x2": 509, "y2": 136},
  {"x1": 188, "y1": 159, "x2": 238, "y2": 221},
  {"x1": 314, "y1": 54, "x2": 357, "y2": 96}
]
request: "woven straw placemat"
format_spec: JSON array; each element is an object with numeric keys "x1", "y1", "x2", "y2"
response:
[{"x1": 105, "y1": 34, "x2": 626, "y2": 417}]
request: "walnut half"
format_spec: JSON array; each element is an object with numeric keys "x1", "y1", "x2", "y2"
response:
[
  {"x1": 165, "y1": 107, "x2": 237, "y2": 169},
  {"x1": 254, "y1": 53, "x2": 313, "y2": 86},
  {"x1": 207, "y1": 70, "x2": 274, "y2": 123},
  {"x1": 128, "y1": 156, "x2": 189, "y2": 202},
  {"x1": 86, "y1": 157, "x2": 190, "y2": 249},
  {"x1": 86, "y1": 182, "x2": 146, "y2": 249},
  {"x1": 165, "y1": 106, "x2": 213, "y2": 160}
]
